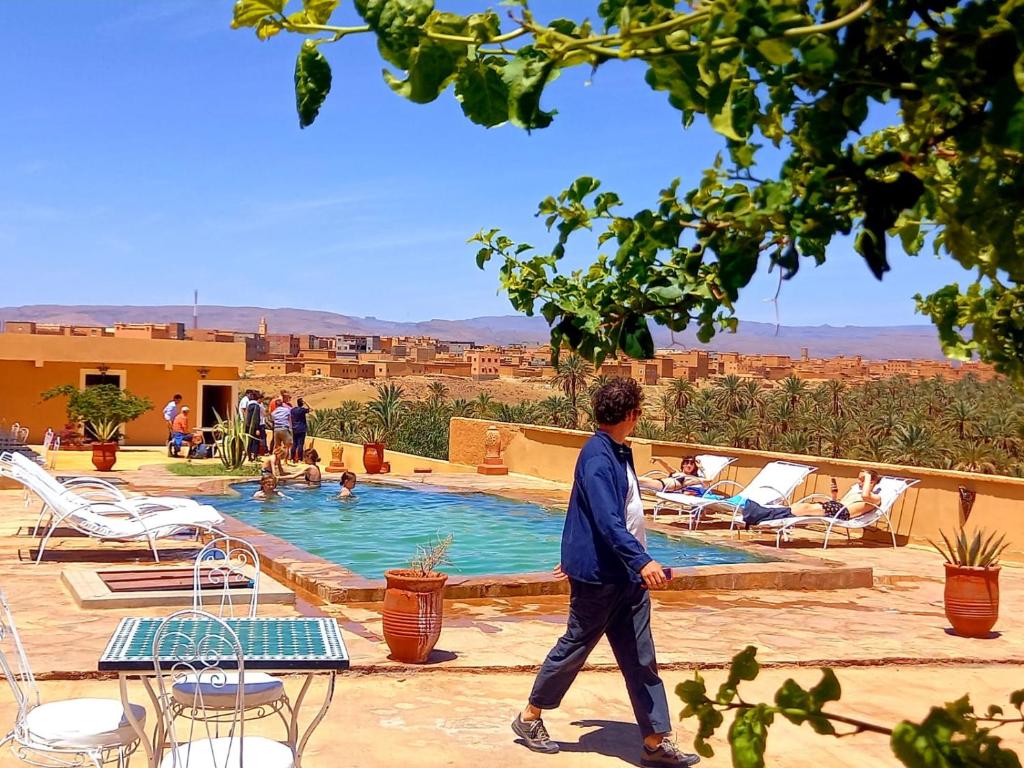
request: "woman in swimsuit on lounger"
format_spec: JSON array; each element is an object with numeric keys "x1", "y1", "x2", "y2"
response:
[{"x1": 651, "y1": 455, "x2": 708, "y2": 495}]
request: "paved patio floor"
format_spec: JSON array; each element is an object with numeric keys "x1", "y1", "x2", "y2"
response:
[{"x1": 0, "y1": 463, "x2": 1019, "y2": 767}]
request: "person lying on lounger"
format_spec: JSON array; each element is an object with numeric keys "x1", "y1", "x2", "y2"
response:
[
  {"x1": 740, "y1": 468, "x2": 882, "y2": 525},
  {"x1": 650, "y1": 455, "x2": 709, "y2": 495}
]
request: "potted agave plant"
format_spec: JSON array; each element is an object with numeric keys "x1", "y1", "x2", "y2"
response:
[
  {"x1": 41, "y1": 384, "x2": 152, "y2": 471},
  {"x1": 930, "y1": 527, "x2": 1008, "y2": 638},
  {"x1": 382, "y1": 534, "x2": 453, "y2": 663},
  {"x1": 358, "y1": 422, "x2": 387, "y2": 474}
]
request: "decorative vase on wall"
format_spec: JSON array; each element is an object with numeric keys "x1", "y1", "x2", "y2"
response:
[
  {"x1": 363, "y1": 442, "x2": 384, "y2": 474},
  {"x1": 327, "y1": 443, "x2": 346, "y2": 472},
  {"x1": 382, "y1": 569, "x2": 447, "y2": 663}
]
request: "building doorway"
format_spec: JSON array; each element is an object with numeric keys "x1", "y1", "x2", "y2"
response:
[
  {"x1": 82, "y1": 371, "x2": 123, "y2": 441},
  {"x1": 199, "y1": 384, "x2": 234, "y2": 443}
]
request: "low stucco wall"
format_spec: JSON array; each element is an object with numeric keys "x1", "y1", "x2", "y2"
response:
[
  {"x1": 449, "y1": 417, "x2": 1024, "y2": 559},
  {"x1": 307, "y1": 438, "x2": 475, "y2": 475}
]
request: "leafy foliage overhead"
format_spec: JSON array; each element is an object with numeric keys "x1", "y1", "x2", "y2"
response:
[{"x1": 233, "y1": 0, "x2": 1024, "y2": 376}]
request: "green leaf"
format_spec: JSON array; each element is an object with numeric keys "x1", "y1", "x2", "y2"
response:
[
  {"x1": 456, "y1": 60, "x2": 509, "y2": 127},
  {"x1": 809, "y1": 669, "x2": 841, "y2": 707},
  {"x1": 232, "y1": 0, "x2": 285, "y2": 28},
  {"x1": 294, "y1": 41, "x2": 333, "y2": 128},
  {"x1": 302, "y1": 0, "x2": 339, "y2": 24},
  {"x1": 618, "y1": 313, "x2": 655, "y2": 359},
  {"x1": 650, "y1": 285, "x2": 685, "y2": 303},
  {"x1": 384, "y1": 40, "x2": 460, "y2": 103},
  {"x1": 729, "y1": 646, "x2": 761, "y2": 684},
  {"x1": 890, "y1": 710, "x2": 959, "y2": 768},
  {"x1": 502, "y1": 46, "x2": 558, "y2": 130},
  {"x1": 729, "y1": 705, "x2": 772, "y2": 768},
  {"x1": 756, "y1": 38, "x2": 793, "y2": 65}
]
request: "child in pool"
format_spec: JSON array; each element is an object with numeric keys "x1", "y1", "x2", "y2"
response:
[
  {"x1": 253, "y1": 475, "x2": 287, "y2": 500},
  {"x1": 301, "y1": 448, "x2": 322, "y2": 486},
  {"x1": 339, "y1": 471, "x2": 357, "y2": 498}
]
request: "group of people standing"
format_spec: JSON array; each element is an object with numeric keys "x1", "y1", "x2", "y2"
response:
[{"x1": 238, "y1": 389, "x2": 311, "y2": 463}]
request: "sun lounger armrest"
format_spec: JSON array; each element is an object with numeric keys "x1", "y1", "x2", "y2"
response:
[
  {"x1": 706, "y1": 479, "x2": 743, "y2": 495},
  {"x1": 61, "y1": 477, "x2": 128, "y2": 500},
  {"x1": 641, "y1": 470, "x2": 670, "y2": 479},
  {"x1": 758, "y1": 484, "x2": 795, "y2": 504}
]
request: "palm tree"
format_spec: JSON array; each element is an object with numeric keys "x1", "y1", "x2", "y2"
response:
[
  {"x1": 822, "y1": 415, "x2": 856, "y2": 459},
  {"x1": 493, "y1": 401, "x2": 536, "y2": 424},
  {"x1": 426, "y1": 381, "x2": 450, "y2": 406},
  {"x1": 551, "y1": 353, "x2": 593, "y2": 429},
  {"x1": 472, "y1": 393, "x2": 495, "y2": 419},
  {"x1": 666, "y1": 378, "x2": 696, "y2": 411},
  {"x1": 884, "y1": 423, "x2": 945, "y2": 466},
  {"x1": 824, "y1": 379, "x2": 846, "y2": 418},
  {"x1": 537, "y1": 395, "x2": 572, "y2": 427},
  {"x1": 366, "y1": 382, "x2": 405, "y2": 440},
  {"x1": 656, "y1": 390, "x2": 677, "y2": 430},
  {"x1": 714, "y1": 375, "x2": 746, "y2": 417},
  {"x1": 778, "y1": 430, "x2": 812, "y2": 455},
  {"x1": 634, "y1": 418, "x2": 663, "y2": 440},
  {"x1": 335, "y1": 400, "x2": 365, "y2": 441},
  {"x1": 450, "y1": 398, "x2": 473, "y2": 418},
  {"x1": 942, "y1": 397, "x2": 977, "y2": 441},
  {"x1": 779, "y1": 375, "x2": 808, "y2": 409},
  {"x1": 953, "y1": 442, "x2": 1001, "y2": 474}
]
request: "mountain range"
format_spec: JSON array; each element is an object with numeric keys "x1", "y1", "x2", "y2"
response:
[{"x1": 0, "y1": 304, "x2": 949, "y2": 360}]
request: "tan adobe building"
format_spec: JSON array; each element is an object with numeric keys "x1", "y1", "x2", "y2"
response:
[{"x1": 0, "y1": 333, "x2": 245, "y2": 445}]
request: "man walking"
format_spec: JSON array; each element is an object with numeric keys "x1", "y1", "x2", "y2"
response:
[
  {"x1": 511, "y1": 378, "x2": 698, "y2": 767},
  {"x1": 162, "y1": 394, "x2": 182, "y2": 457}
]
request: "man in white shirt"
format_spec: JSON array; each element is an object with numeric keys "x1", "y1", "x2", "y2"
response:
[
  {"x1": 238, "y1": 390, "x2": 252, "y2": 420},
  {"x1": 162, "y1": 394, "x2": 183, "y2": 457}
]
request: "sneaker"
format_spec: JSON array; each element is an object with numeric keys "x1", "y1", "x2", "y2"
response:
[
  {"x1": 511, "y1": 713, "x2": 559, "y2": 754},
  {"x1": 641, "y1": 738, "x2": 701, "y2": 767}
]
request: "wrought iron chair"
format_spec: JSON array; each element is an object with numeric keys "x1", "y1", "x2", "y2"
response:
[
  {"x1": 153, "y1": 609, "x2": 294, "y2": 768},
  {"x1": 0, "y1": 590, "x2": 145, "y2": 768},
  {"x1": 168, "y1": 538, "x2": 290, "y2": 734}
]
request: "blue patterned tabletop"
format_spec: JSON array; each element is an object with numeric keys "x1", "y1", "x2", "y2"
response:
[{"x1": 99, "y1": 617, "x2": 349, "y2": 671}]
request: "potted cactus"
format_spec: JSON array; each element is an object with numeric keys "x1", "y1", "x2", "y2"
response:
[
  {"x1": 382, "y1": 534, "x2": 452, "y2": 663},
  {"x1": 41, "y1": 384, "x2": 152, "y2": 471},
  {"x1": 930, "y1": 528, "x2": 1008, "y2": 638}
]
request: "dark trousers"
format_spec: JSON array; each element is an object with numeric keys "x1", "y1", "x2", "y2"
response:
[
  {"x1": 291, "y1": 431, "x2": 307, "y2": 461},
  {"x1": 529, "y1": 578, "x2": 671, "y2": 737}
]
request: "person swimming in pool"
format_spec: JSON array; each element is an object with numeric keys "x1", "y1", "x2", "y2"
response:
[
  {"x1": 253, "y1": 475, "x2": 288, "y2": 500},
  {"x1": 338, "y1": 471, "x2": 357, "y2": 498}
]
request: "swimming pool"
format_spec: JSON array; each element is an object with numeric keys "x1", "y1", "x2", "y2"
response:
[{"x1": 198, "y1": 482, "x2": 771, "y2": 579}]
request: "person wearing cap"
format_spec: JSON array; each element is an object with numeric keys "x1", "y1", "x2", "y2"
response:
[{"x1": 170, "y1": 406, "x2": 192, "y2": 458}]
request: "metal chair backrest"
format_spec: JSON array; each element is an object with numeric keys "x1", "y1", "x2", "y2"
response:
[
  {"x1": 193, "y1": 536, "x2": 261, "y2": 618},
  {"x1": 694, "y1": 454, "x2": 735, "y2": 482},
  {"x1": 744, "y1": 461, "x2": 816, "y2": 505},
  {"x1": 874, "y1": 477, "x2": 918, "y2": 514},
  {"x1": 153, "y1": 610, "x2": 246, "y2": 765},
  {"x1": 0, "y1": 590, "x2": 40, "y2": 739}
]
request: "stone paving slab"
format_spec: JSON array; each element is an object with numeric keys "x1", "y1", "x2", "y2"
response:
[{"x1": 0, "y1": 666, "x2": 1019, "y2": 767}]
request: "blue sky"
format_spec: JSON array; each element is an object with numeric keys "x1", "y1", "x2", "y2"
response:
[{"x1": 0, "y1": 1, "x2": 966, "y2": 327}]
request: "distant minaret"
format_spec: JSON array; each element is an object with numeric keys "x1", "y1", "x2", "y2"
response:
[
  {"x1": 258, "y1": 316, "x2": 268, "y2": 336},
  {"x1": 193, "y1": 289, "x2": 199, "y2": 329}
]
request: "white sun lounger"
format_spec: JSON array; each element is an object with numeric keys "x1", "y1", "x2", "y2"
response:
[
  {"x1": 755, "y1": 476, "x2": 919, "y2": 549},
  {"x1": 1, "y1": 459, "x2": 223, "y2": 563},
  {"x1": 653, "y1": 460, "x2": 817, "y2": 529},
  {"x1": 0, "y1": 452, "x2": 206, "y2": 533},
  {"x1": 644, "y1": 454, "x2": 737, "y2": 511}
]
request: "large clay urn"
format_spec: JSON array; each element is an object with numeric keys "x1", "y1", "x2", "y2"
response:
[
  {"x1": 363, "y1": 442, "x2": 385, "y2": 474},
  {"x1": 91, "y1": 442, "x2": 118, "y2": 472},
  {"x1": 944, "y1": 564, "x2": 999, "y2": 638},
  {"x1": 382, "y1": 569, "x2": 447, "y2": 663}
]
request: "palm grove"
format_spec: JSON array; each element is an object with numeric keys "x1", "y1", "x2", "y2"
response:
[{"x1": 315, "y1": 361, "x2": 1024, "y2": 475}]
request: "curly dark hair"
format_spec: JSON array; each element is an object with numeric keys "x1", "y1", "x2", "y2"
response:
[{"x1": 592, "y1": 378, "x2": 643, "y2": 426}]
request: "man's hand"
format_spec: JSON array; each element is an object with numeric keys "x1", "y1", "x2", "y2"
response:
[
  {"x1": 552, "y1": 564, "x2": 567, "y2": 581},
  {"x1": 639, "y1": 560, "x2": 668, "y2": 590}
]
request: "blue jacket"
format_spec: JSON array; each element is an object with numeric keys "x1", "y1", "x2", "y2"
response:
[{"x1": 561, "y1": 431, "x2": 653, "y2": 584}]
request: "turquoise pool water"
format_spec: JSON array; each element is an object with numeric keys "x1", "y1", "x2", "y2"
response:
[{"x1": 198, "y1": 482, "x2": 770, "y2": 579}]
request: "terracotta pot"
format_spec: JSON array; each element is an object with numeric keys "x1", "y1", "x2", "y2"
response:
[
  {"x1": 382, "y1": 569, "x2": 447, "y2": 663},
  {"x1": 944, "y1": 563, "x2": 1000, "y2": 638},
  {"x1": 91, "y1": 442, "x2": 119, "y2": 472},
  {"x1": 363, "y1": 443, "x2": 384, "y2": 474}
]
